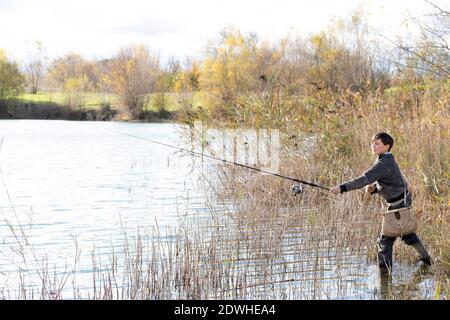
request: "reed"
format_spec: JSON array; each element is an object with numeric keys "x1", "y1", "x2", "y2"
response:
[
  {"x1": 1, "y1": 188, "x2": 446, "y2": 299},
  {"x1": 0, "y1": 81, "x2": 448, "y2": 300},
  {"x1": 193, "y1": 79, "x2": 449, "y2": 299}
]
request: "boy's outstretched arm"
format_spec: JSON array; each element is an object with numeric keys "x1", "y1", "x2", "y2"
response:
[{"x1": 330, "y1": 159, "x2": 388, "y2": 194}]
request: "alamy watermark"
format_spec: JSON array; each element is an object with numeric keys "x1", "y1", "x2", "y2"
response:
[{"x1": 192, "y1": 121, "x2": 280, "y2": 174}]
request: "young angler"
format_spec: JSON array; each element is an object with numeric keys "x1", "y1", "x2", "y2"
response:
[{"x1": 330, "y1": 132, "x2": 432, "y2": 271}]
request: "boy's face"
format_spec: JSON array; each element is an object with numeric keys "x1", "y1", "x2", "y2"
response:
[{"x1": 371, "y1": 139, "x2": 390, "y2": 155}]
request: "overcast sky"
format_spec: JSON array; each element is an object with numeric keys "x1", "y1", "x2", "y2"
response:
[{"x1": 0, "y1": 0, "x2": 446, "y2": 64}]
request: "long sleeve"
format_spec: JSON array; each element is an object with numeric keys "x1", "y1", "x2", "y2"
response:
[{"x1": 340, "y1": 159, "x2": 389, "y2": 193}]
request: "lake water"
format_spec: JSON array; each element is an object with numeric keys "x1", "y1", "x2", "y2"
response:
[
  {"x1": 0, "y1": 120, "x2": 219, "y2": 298},
  {"x1": 0, "y1": 120, "x2": 435, "y2": 299}
]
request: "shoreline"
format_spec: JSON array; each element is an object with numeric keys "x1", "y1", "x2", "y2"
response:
[{"x1": 0, "y1": 100, "x2": 178, "y2": 123}]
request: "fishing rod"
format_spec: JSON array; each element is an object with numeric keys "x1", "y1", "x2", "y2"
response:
[{"x1": 113, "y1": 130, "x2": 330, "y2": 193}]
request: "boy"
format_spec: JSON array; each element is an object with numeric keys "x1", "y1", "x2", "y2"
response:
[{"x1": 330, "y1": 132, "x2": 432, "y2": 271}]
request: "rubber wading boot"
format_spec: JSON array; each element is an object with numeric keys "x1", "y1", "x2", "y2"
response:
[{"x1": 412, "y1": 241, "x2": 433, "y2": 266}]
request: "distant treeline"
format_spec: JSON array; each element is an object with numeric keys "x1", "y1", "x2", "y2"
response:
[{"x1": 0, "y1": 3, "x2": 448, "y2": 122}]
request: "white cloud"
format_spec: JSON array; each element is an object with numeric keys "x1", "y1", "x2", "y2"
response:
[{"x1": 0, "y1": 0, "x2": 447, "y2": 63}]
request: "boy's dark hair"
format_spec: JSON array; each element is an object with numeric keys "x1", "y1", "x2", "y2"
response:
[{"x1": 373, "y1": 132, "x2": 394, "y2": 151}]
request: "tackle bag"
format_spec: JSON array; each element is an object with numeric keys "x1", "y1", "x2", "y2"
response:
[{"x1": 381, "y1": 207, "x2": 418, "y2": 237}]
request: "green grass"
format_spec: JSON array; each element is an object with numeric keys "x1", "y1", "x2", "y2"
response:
[
  {"x1": 19, "y1": 92, "x2": 66, "y2": 104},
  {"x1": 17, "y1": 92, "x2": 119, "y2": 108},
  {"x1": 16, "y1": 91, "x2": 205, "y2": 112},
  {"x1": 146, "y1": 91, "x2": 205, "y2": 112}
]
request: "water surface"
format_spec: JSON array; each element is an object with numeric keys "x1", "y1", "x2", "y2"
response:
[{"x1": 0, "y1": 120, "x2": 210, "y2": 296}]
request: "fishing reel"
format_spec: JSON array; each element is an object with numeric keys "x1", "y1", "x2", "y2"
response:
[{"x1": 291, "y1": 184, "x2": 304, "y2": 196}]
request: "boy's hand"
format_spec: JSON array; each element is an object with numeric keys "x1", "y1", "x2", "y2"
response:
[
  {"x1": 365, "y1": 185, "x2": 376, "y2": 194},
  {"x1": 330, "y1": 186, "x2": 341, "y2": 195}
]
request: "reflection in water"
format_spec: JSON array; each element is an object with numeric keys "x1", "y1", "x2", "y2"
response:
[{"x1": 379, "y1": 268, "x2": 392, "y2": 299}]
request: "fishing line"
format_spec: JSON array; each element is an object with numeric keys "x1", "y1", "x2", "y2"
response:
[{"x1": 112, "y1": 130, "x2": 330, "y2": 191}]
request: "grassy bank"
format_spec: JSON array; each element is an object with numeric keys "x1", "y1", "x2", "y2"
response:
[
  {"x1": 0, "y1": 92, "x2": 178, "y2": 121},
  {"x1": 17, "y1": 92, "x2": 119, "y2": 108},
  {"x1": 0, "y1": 91, "x2": 208, "y2": 121}
]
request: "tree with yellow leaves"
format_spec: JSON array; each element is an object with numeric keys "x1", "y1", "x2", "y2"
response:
[
  {"x1": 171, "y1": 58, "x2": 201, "y2": 124},
  {"x1": 201, "y1": 28, "x2": 261, "y2": 119},
  {"x1": 63, "y1": 74, "x2": 90, "y2": 110},
  {"x1": 153, "y1": 57, "x2": 180, "y2": 114},
  {"x1": 0, "y1": 49, "x2": 25, "y2": 103},
  {"x1": 47, "y1": 53, "x2": 87, "y2": 90}
]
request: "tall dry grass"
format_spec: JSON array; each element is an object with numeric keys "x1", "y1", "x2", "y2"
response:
[
  {"x1": 196, "y1": 78, "x2": 449, "y2": 299},
  {"x1": 0, "y1": 81, "x2": 447, "y2": 299}
]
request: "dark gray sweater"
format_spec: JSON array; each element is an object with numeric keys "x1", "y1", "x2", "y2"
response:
[{"x1": 339, "y1": 152, "x2": 411, "y2": 208}]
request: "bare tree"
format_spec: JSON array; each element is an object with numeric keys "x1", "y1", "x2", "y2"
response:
[
  {"x1": 110, "y1": 44, "x2": 160, "y2": 119},
  {"x1": 381, "y1": 1, "x2": 449, "y2": 79},
  {"x1": 25, "y1": 41, "x2": 46, "y2": 94}
]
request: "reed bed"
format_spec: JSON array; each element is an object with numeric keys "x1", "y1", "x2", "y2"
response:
[
  {"x1": 0, "y1": 83, "x2": 448, "y2": 300},
  {"x1": 192, "y1": 81, "x2": 450, "y2": 299},
  {"x1": 1, "y1": 158, "x2": 444, "y2": 299}
]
